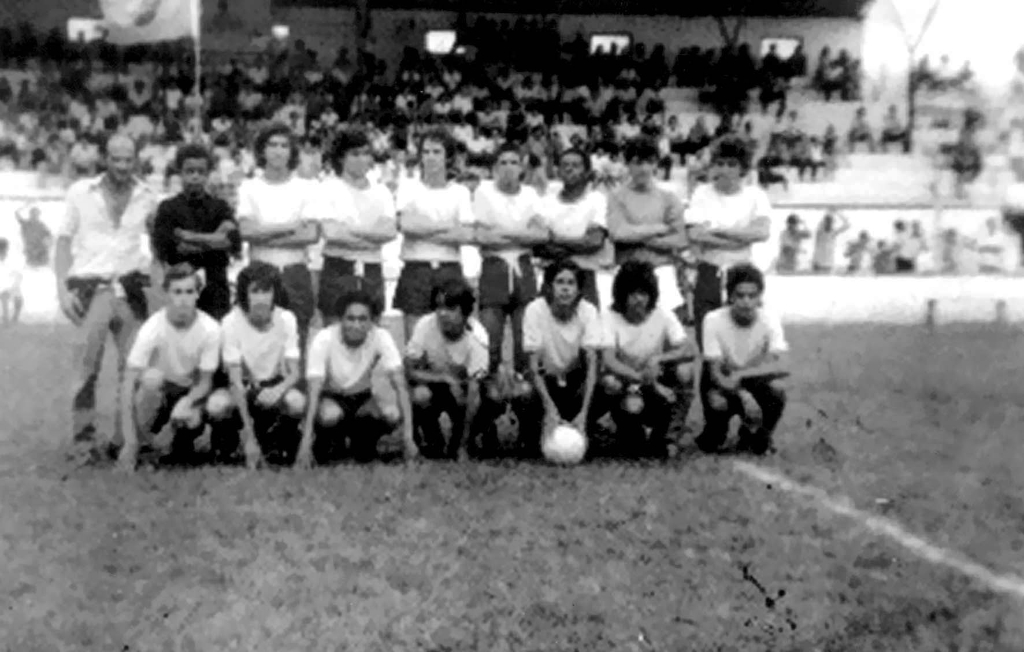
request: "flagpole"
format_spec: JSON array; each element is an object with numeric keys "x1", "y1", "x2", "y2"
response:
[{"x1": 191, "y1": 0, "x2": 203, "y2": 144}]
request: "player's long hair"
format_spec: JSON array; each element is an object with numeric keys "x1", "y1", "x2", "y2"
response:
[
  {"x1": 541, "y1": 258, "x2": 587, "y2": 309},
  {"x1": 235, "y1": 261, "x2": 286, "y2": 312},
  {"x1": 610, "y1": 260, "x2": 659, "y2": 316},
  {"x1": 254, "y1": 122, "x2": 300, "y2": 171}
]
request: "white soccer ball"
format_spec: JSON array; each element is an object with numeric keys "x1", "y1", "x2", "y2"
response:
[{"x1": 542, "y1": 424, "x2": 587, "y2": 465}]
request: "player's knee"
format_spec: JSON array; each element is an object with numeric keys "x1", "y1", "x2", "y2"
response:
[
  {"x1": 621, "y1": 392, "x2": 645, "y2": 415},
  {"x1": 707, "y1": 390, "x2": 729, "y2": 413},
  {"x1": 411, "y1": 385, "x2": 432, "y2": 407},
  {"x1": 674, "y1": 362, "x2": 694, "y2": 387},
  {"x1": 601, "y1": 374, "x2": 623, "y2": 395},
  {"x1": 140, "y1": 368, "x2": 165, "y2": 392},
  {"x1": 380, "y1": 403, "x2": 401, "y2": 425},
  {"x1": 317, "y1": 398, "x2": 343, "y2": 427},
  {"x1": 205, "y1": 389, "x2": 234, "y2": 420},
  {"x1": 172, "y1": 407, "x2": 204, "y2": 430},
  {"x1": 282, "y1": 389, "x2": 306, "y2": 418}
]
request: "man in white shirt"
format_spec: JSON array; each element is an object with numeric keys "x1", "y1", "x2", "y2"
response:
[
  {"x1": 118, "y1": 264, "x2": 222, "y2": 471},
  {"x1": 237, "y1": 123, "x2": 321, "y2": 358},
  {"x1": 519, "y1": 259, "x2": 603, "y2": 458},
  {"x1": 535, "y1": 148, "x2": 611, "y2": 307},
  {"x1": 685, "y1": 135, "x2": 772, "y2": 348},
  {"x1": 318, "y1": 129, "x2": 396, "y2": 324},
  {"x1": 296, "y1": 286, "x2": 416, "y2": 467},
  {"x1": 696, "y1": 264, "x2": 789, "y2": 456},
  {"x1": 472, "y1": 143, "x2": 550, "y2": 373},
  {"x1": 599, "y1": 261, "x2": 697, "y2": 458},
  {"x1": 56, "y1": 134, "x2": 160, "y2": 461},
  {"x1": 205, "y1": 262, "x2": 306, "y2": 468},
  {"x1": 405, "y1": 277, "x2": 490, "y2": 460},
  {"x1": 0, "y1": 238, "x2": 23, "y2": 326}
]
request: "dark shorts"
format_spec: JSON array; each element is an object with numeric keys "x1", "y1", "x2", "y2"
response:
[
  {"x1": 277, "y1": 263, "x2": 315, "y2": 336},
  {"x1": 411, "y1": 381, "x2": 469, "y2": 458},
  {"x1": 148, "y1": 381, "x2": 199, "y2": 436},
  {"x1": 894, "y1": 257, "x2": 915, "y2": 273},
  {"x1": 314, "y1": 389, "x2": 394, "y2": 462},
  {"x1": 317, "y1": 257, "x2": 385, "y2": 321},
  {"x1": 214, "y1": 375, "x2": 302, "y2": 461},
  {"x1": 693, "y1": 262, "x2": 726, "y2": 352},
  {"x1": 478, "y1": 254, "x2": 537, "y2": 309},
  {"x1": 392, "y1": 261, "x2": 464, "y2": 316},
  {"x1": 66, "y1": 272, "x2": 151, "y2": 321}
]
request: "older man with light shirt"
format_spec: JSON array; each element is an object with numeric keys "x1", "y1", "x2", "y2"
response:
[{"x1": 55, "y1": 133, "x2": 160, "y2": 462}]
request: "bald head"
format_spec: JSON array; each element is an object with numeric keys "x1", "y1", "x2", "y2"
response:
[{"x1": 105, "y1": 134, "x2": 138, "y2": 186}]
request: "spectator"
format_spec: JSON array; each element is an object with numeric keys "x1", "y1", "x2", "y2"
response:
[
  {"x1": 879, "y1": 105, "x2": 906, "y2": 153},
  {"x1": 811, "y1": 210, "x2": 850, "y2": 273},
  {"x1": 776, "y1": 214, "x2": 811, "y2": 274},
  {"x1": 847, "y1": 107, "x2": 875, "y2": 153},
  {"x1": 844, "y1": 231, "x2": 873, "y2": 274},
  {"x1": 892, "y1": 220, "x2": 925, "y2": 273},
  {"x1": 976, "y1": 217, "x2": 1008, "y2": 273}
]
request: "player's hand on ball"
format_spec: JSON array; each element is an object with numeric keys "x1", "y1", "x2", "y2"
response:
[
  {"x1": 58, "y1": 290, "x2": 85, "y2": 325},
  {"x1": 570, "y1": 412, "x2": 587, "y2": 434},
  {"x1": 117, "y1": 442, "x2": 138, "y2": 474}
]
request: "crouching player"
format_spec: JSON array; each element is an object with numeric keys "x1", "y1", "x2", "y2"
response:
[
  {"x1": 204, "y1": 262, "x2": 305, "y2": 468},
  {"x1": 405, "y1": 277, "x2": 490, "y2": 460},
  {"x1": 520, "y1": 259, "x2": 602, "y2": 457},
  {"x1": 598, "y1": 260, "x2": 696, "y2": 458},
  {"x1": 295, "y1": 286, "x2": 416, "y2": 468},
  {"x1": 695, "y1": 263, "x2": 789, "y2": 456},
  {"x1": 118, "y1": 264, "x2": 221, "y2": 471}
]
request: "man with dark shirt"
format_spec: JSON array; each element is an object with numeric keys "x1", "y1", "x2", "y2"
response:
[{"x1": 151, "y1": 143, "x2": 240, "y2": 320}]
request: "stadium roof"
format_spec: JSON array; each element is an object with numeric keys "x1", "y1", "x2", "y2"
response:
[{"x1": 361, "y1": 0, "x2": 873, "y2": 18}]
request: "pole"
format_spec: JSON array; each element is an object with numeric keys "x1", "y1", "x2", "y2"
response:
[{"x1": 191, "y1": 0, "x2": 203, "y2": 143}]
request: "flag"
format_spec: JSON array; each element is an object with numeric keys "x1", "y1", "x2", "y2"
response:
[{"x1": 100, "y1": 0, "x2": 200, "y2": 45}]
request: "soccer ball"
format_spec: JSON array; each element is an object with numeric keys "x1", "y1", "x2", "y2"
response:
[{"x1": 542, "y1": 424, "x2": 587, "y2": 465}]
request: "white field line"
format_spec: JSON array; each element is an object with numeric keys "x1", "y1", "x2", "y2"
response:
[{"x1": 733, "y1": 460, "x2": 1024, "y2": 603}]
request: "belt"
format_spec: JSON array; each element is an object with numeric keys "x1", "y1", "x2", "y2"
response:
[{"x1": 488, "y1": 250, "x2": 528, "y2": 294}]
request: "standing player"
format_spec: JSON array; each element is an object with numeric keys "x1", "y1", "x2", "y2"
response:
[
  {"x1": 520, "y1": 259, "x2": 603, "y2": 457},
  {"x1": 237, "y1": 123, "x2": 321, "y2": 356},
  {"x1": 392, "y1": 128, "x2": 475, "y2": 342},
  {"x1": 535, "y1": 148, "x2": 611, "y2": 307},
  {"x1": 685, "y1": 135, "x2": 772, "y2": 349},
  {"x1": 598, "y1": 260, "x2": 696, "y2": 458},
  {"x1": 318, "y1": 129, "x2": 397, "y2": 324},
  {"x1": 205, "y1": 262, "x2": 306, "y2": 468},
  {"x1": 0, "y1": 238, "x2": 23, "y2": 325},
  {"x1": 607, "y1": 137, "x2": 690, "y2": 315},
  {"x1": 117, "y1": 264, "x2": 221, "y2": 471},
  {"x1": 151, "y1": 143, "x2": 240, "y2": 320},
  {"x1": 472, "y1": 143, "x2": 549, "y2": 373},
  {"x1": 405, "y1": 277, "x2": 490, "y2": 460},
  {"x1": 295, "y1": 286, "x2": 416, "y2": 468},
  {"x1": 696, "y1": 263, "x2": 788, "y2": 456},
  {"x1": 55, "y1": 134, "x2": 160, "y2": 459}
]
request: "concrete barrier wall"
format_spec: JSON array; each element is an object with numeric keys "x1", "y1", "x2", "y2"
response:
[{"x1": 5, "y1": 194, "x2": 1022, "y2": 326}]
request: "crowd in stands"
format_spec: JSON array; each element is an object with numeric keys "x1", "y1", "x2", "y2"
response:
[{"x1": 0, "y1": 20, "x2": 880, "y2": 197}]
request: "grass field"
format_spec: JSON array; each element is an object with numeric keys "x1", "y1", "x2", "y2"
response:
[{"x1": 2, "y1": 322, "x2": 1024, "y2": 651}]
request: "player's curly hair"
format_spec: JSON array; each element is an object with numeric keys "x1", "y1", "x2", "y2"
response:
[
  {"x1": 417, "y1": 127, "x2": 459, "y2": 172},
  {"x1": 235, "y1": 261, "x2": 285, "y2": 312},
  {"x1": 174, "y1": 143, "x2": 215, "y2": 172},
  {"x1": 725, "y1": 262, "x2": 765, "y2": 298},
  {"x1": 328, "y1": 128, "x2": 371, "y2": 172},
  {"x1": 254, "y1": 122, "x2": 300, "y2": 171},
  {"x1": 430, "y1": 276, "x2": 476, "y2": 318},
  {"x1": 541, "y1": 258, "x2": 586, "y2": 307},
  {"x1": 623, "y1": 137, "x2": 660, "y2": 163},
  {"x1": 611, "y1": 259, "x2": 659, "y2": 315},
  {"x1": 333, "y1": 283, "x2": 382, "y2": 321}
]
